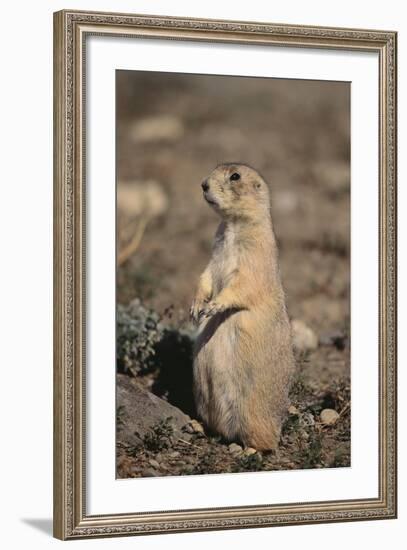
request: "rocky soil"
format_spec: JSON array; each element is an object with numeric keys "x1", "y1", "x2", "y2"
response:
[{"x1": 116, "y1": 301, "x2": 350, "y2": 478}]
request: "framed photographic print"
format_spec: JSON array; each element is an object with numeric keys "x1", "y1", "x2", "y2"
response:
[{"x1": 53, "y1": 9, "x2": 397, "y2": 540}]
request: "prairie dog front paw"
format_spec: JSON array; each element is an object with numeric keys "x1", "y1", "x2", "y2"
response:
[
  {"x1": 200, "y1": 300, "x2": 225, "y2": 320},
  {"x1": 190, "y1": 298, "x2": 209, "y2": 324}
]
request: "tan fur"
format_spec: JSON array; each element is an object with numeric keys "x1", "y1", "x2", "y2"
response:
[{"x1": 191, "y1": 163, "x2": 295, "y2": 450}]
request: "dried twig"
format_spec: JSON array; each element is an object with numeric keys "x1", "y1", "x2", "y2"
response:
[
  {"x1": 176, "y1": 437, "x2": 201, "y2": 450},
  {"x1": 117, "y1": 217, "x2": 149, "y2": 266}
]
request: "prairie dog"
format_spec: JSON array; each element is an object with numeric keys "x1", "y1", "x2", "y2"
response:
[{"x1": 191, "y1": 163, "x2": 295, "y2": 450}]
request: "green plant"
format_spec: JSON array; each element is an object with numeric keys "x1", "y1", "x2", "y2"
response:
[
  {"x1": 301, "y1": 432, "x2": 323, "y2": 469},
  {"x1": 116, "y1": 299, "x2": 163, "y2": 376},
  {"x1": 140, "y1": 417, "x2": 175, "y2": 452},
  {"x1": 116, "y1": 405, "x2": 125, "y2": 428},
  {"x1": 236, "y1": 452, "x2": 264, "y2": 472}
]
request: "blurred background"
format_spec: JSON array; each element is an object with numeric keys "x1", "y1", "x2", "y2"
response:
[
  {"x1": 116, "y1": 70, "x2": 350, "y2": 338},
  {"x1": 116, "y1": 70, "x2": 351, "y2": 477}
]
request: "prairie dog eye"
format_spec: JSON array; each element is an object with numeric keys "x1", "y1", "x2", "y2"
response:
[{"x1": 230, "y1": 172, "x2": 240, "y2": 182}]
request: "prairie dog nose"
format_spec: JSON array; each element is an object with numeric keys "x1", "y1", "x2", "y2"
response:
[{"x1": 201, "y1": 180, "x2": 209, "y2": 192}]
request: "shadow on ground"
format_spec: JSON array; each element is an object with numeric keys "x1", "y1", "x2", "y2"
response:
[{"x1": 21, "y1": 518, "x2": 53, "y2": 537}]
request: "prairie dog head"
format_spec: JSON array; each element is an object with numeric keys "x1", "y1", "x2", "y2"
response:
[{"x1": 201, "y1": 163, "x2": 270, "y2": 220}]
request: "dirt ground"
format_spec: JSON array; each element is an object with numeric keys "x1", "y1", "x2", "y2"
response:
[{"x1": 115, "y1": 70, "x2": 350, "y2": 478}]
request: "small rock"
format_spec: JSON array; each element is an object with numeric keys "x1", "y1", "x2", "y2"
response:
[
  {"x1": 320, "y1": 408, "x2": 340, "y2": 425},
  {"x1": 117, "y1": 180, "x2": 168, "y2": 218},
  {"x1": 184, "y1": 419, "x2": 205, "y2": 435},
  {"x1": 280, "y1": 457, "x2": 292, "y2": 464},
  {"x1": 313, "y1": 161, "x2": 349, "y2": 194},
  {"x1": 242, "y1": 447, "x2": 257, "y2": 457},
  {"x1": 141, "y1": 468, "x2": 158, "y2": 477},
  {"x1": 273, "y1": 189, "x2": 299, "y2": 214},
  {"x1": 291, "y1": 319, "x2": 318, "y2": 353},
  {"x1": 130, "y1": 115, "x2": 184, "y2": 143},
  {"x1": 288, "y1": 405, "x2": 299, "y2": 415},
  {"x1": 148, "y1": 459, "x2": 160, "y2": 469},
  {"x1": 319, "y1": 330, "x2": 348, "y2": 351},
  {"x1": 228, "y1": 443, "x2": 243, "y2": 455},
  {"x1": 169, "y1": 451, "x2": 180, "y2": 458},
  {"x1": 117, "y1": 455, "x2": 130, "y2": 468},
  {"x1": 273, "y1": 190, "x2": 300, "y2": 214},
  {"x1": 116, "y1": 374, "x2": 192, "y2": 448}
]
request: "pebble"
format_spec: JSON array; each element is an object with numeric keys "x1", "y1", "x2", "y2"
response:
[
  {"x1": 169, "y1": 451, "x2": 180, "y2": 458},
  {"x1": 141, "y1": 468, "x2": 158, "y2": 477},
  {"x1": 242, "y1": 447, "x2": 257, "y2": 457},
  {"x1": 313, "y1": 161, "x2": 349, "y2": 194},
  {"x1": 291, "y1": 319, "x2": 318, "y2": 352},
  {"x1": 319, "y1": 330, "x2": 348, "y2": 351},
  {"x1": 288, "y1": 405, "x2": 299, "y2": 415},
  {"x1": 273, "y1": 189, "x2": 299, "y2": 214},
  {"x1": 320, "y1": 408, "x2": 340, "y2": 425},
  {"x1": 117, "y1": 180, "x2": 168, "y2": 218},
  {"x1": 228, "y1": 443, "x2": 243, "y2": 455},
  {"x1": 280, "y1": 457, "x2": 292, "y2": 464},
  {"x1": 130, "y1": 115, "x2": 184, "y2": 143},
  {"x1": 148, "y1": 459, "x2": 160, "y2": 469}
]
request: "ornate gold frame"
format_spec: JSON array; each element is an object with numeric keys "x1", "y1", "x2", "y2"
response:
[{"x1": 53, "y1": 9, "x2": 397, "y2": 540}]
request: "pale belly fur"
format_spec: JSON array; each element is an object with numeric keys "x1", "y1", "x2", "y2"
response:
[{"x1": 193, "y1": 308, "x2": 260, "y2": 443}]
